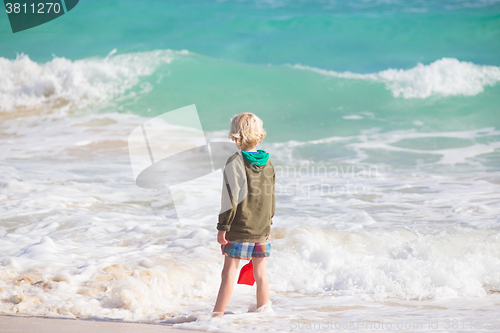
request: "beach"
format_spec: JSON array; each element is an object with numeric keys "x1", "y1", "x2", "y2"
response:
[
  {"x1": 0, "y1": 314, "x2": 205, "y2": 332},
  {"x1": 1, "y1": 1, "x2": 500, "y2": 332}
]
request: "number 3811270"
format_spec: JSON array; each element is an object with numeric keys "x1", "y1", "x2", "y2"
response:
[{"x1": 5, "y1": 2, "x2": 62, "y2": 14}]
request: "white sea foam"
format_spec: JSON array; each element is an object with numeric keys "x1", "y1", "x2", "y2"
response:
[
  {"x1": 293, "y1": 57, "x2": 500, "y2": 98},
  {"x1": 271, "y1": 126, "x2": 500, "y2": 171},
  {"x1": 1, "y1": 111, "x2": 500, "y2": 330},
  {"x1": 0, "y1": 49, "x2": 189, "y2": 112}
]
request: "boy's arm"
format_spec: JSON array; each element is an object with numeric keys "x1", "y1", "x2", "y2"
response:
[
  {"x1": 217, "y1": 155, "x2": 245, "y2": 232},
  {"x1": 271, "y1": 172, "x2": 275, "y2": 222},
  {"x1": 217, "y1": 170, "x2": 238, "y2": 232}
]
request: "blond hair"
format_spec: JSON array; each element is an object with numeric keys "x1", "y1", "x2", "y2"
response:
[{"x1": 228, "y1": 113, "x2": 266, "y2": 151}]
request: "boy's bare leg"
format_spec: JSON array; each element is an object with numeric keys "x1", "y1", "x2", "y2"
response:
[
  {"x1": 252, "y1": 257, "x2": 269, "y2": 309},
  {"x1": 213, "y1": 256, "x2": 240, "y2": 315}
]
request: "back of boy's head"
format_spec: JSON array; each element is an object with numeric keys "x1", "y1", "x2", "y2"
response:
[{"x1": 228, "y1": 112, "x2": 267, "y2": 151}]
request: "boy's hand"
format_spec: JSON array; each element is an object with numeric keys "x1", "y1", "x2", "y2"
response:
[{"x1": 217, "y1": 230, "x2": 228, "y2": 245}]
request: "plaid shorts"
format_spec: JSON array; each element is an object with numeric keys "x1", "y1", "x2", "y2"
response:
[{"x1": 221, "y1": 241, "x2": 271, "y2": 260}]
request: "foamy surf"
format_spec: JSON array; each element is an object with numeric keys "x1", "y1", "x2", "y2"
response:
[
  {"x1": 2, "y1": 0, "x2": 500, "y2": 329},
  {"x1": 293, "y1": 58, "x2": 500, "y2": 98},
  {"x1": 0, "y1": 49, "x2": 189, "y2": 113},
  {"x1": 1, "y1": 109, "x2": 500, "y2": 332},
  {"x1": 0, "y1": 46, "x2": 499, "y2": 331}
]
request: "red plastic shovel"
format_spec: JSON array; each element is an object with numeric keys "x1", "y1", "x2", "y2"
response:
[{"x1": 237, "y1": 260, "x2": 255, "y2": 285}]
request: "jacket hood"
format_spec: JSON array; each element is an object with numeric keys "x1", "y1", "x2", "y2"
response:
[{"x1": 241, "y1": 149, "x2": 269, "y2": 167}]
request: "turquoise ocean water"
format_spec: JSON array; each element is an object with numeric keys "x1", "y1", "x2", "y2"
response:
[
  {"x1": 1, "y1": 0, "x2": 500, "y2": 329},
  {"x1": 1, "y1": 0, "x2": 500, "y2": 145}
]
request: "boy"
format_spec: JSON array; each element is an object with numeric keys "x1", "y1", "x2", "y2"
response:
[{"x1": 213, "y1": 112, "x2": 275, "y2": 317}]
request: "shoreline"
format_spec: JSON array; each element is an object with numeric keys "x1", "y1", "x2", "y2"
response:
[{"x1": 0, "y1": 313, "x2": 205, "y2": 333}]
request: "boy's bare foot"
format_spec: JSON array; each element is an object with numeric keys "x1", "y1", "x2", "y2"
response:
[{"x1": 212, "y1": 312, "x2": 224, "y2": 318}]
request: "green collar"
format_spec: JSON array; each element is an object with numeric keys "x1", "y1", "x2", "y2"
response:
[{"x1": 241, "y1": 149, "x2": 269, "y2": 166}]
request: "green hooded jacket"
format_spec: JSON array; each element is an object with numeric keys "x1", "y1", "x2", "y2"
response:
[{"x1": 217, "y1": 150, "x2": 275, "y2": 242}]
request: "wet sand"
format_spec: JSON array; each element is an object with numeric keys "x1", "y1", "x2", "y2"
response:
[{"x1": 0, "y1": 314, "x2": 204, "y2": 333}]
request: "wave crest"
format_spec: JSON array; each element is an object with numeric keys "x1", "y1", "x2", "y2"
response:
[
  {"x1": 293, "y1": 58, "x2": 500, "y2": 99},
  {"x1": 0, "y1": 49, "x2": 188, "y2": 113}
]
